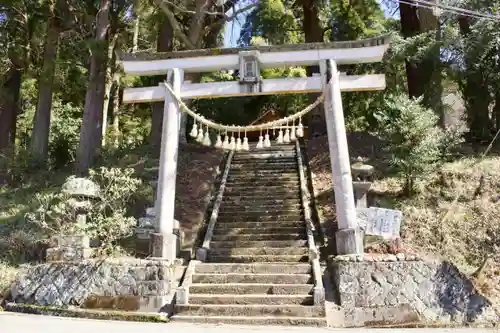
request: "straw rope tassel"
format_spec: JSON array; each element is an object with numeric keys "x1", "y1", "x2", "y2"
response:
[
  {"x1": 297, "y1": 117, "x2": 304, "y2": 138},
  {"x1": 215, "y1": 131, "x2": 223, "y2": 148},
  {"x1": 291, "y1": 119, "x2": 297, "y2": 141},
  {"x1": 256, "y1": 129, "x2": 264, "y2": 149},
  {"x1": 190, "y1": 120, "x2": 198, "y2": 138},
  {"x1": 283, "y1": 121, "x2": 291, "y2": 143},
  {"x1": 196, "y1": 123, "x2": 204, "y2": 142},
  {"x1": 276, "y1": 128, "x2": 284, "y2": 144},
  {"x1": 264, "y1": 129, "x2": 271, "y2": 148},
  {"x1": 222, "y1": 132, "x2": 230, "y2": 149},
  {"x1": 236, "y1": 128, "x2": 242, "y2": 151},
  {"x1": 230, "y1": 133, "x2": 236, "y2": 150},
  {"x1": 202, "y1": 125, "x2": 211, "y2": 146},
  {"x1": 243, "y1": 130, "x2": 250, "y2": 151}
]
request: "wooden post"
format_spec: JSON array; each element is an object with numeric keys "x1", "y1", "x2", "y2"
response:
[
  {"x1": 151, "y1": 68, "x2": 181, "y2": 261},
  {"x1": 320, "y1": 59, "x2": 362, "y2": 255}
]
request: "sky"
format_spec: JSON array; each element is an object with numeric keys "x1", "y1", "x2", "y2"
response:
[{"x1": 222, "y1": 0, "x2": 398, "y2": 48}]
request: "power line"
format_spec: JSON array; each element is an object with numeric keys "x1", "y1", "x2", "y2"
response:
[{"x1": 387, "y1": 0, "x2": 500, "y2": 21}]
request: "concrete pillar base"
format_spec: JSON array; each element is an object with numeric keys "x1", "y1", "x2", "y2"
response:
[
  {"x1": 196, "y1": 247, "x2": 208, "y2": 262},
  {"x1": 150, "y1": 233, "x2": 177, "y2": 261},
  {"x1": 335, "y1": 228, "x2": 364, "y2": 255},
  {"x1": 313, "y1": 286, "x2": 326, "y2": 305}
]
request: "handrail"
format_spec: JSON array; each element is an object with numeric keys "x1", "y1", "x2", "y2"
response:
[
  {"x1": 295, "y1": 140, "x2": 325, "y2": 305},
  {"x1": 196, "y1": 150, "x2": 234, "y2": 261}
]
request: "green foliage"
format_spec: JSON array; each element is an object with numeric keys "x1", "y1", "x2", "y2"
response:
[
  {"x1": 16, "y1": 98, "x2": 82, "y2": 168},
  {"x1": 25, "y1": 167, "x2": 142, "y2": 256},
  {"x1": 375, "y1": 94, "x2": 462, "y2": 196}
]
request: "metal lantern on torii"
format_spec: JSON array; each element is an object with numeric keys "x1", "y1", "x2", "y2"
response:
[{"x1": 118, "y1": 35, "x2": 391, "y2": 261}]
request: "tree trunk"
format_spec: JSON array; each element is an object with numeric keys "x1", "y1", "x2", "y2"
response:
[
  {"x1": 76, "y1": 0, "x2": 110, "y2": 173},
  {"x1": 458, "y1": 17, "x2": 493, "y2": 141},
  {"x1": 0, "y1": 67, "x2": 22, "y2": 150},
  {"x1": 29, "y1": 10, "x2": 60, "y2": 161},
  {"x1": 132, "y1": 0, "x2": 140, "y2": 53},
  {"x1": 302, "y1": 0, "x2": 325, "y2": 138},
  {"x1": 111, "y1": 79, "x2": 121, "y2": 147},
  {"x1": 101, "y1": 34, "x2": 118, "y2": 147},
  {"x1": 150, "y1": 16, "x2": 174, "y2": 156},
  {"x1": 400, "y1": 1, "x2": 425, "y2": 99}
]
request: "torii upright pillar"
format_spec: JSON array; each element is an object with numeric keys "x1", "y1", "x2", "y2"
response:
[
  {"x1": 320, "y1": 59, "x2": 363, "y2": 255},
  {"x1": 151, "y1": 68, "x2": 181, "y2": 261}
]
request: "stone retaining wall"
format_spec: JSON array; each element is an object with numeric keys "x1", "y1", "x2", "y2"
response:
[
  {"x1": 330, "y1": 255, "x2": 499, "y2": 327},
  {"x1": 6, "y1": 258, "x2": 183, "y2": 313}
]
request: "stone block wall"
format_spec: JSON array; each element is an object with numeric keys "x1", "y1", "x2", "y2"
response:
[
  {"x1": 7, "y1": 258, "x2": 183, "y2": 312},
  {"x1": 330, "y1": 255, "x2": 499, "y2": 327}
]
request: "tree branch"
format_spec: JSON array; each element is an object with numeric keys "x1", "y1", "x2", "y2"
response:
[
  {"x1": 206, "y1": 2, "x2": 257, "y2": 32},
  {"x1": 153, "y1": 0, "x2": 196, "y2": 49}
]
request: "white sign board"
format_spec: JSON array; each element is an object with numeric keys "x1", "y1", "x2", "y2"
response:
[{"x1": 357, "y1": 207, "x2": 402, "y2": 239}]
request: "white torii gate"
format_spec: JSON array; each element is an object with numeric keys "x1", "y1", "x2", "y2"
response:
[{"x1": 119, "y1": 35, "x2": 391, "y2": 261}]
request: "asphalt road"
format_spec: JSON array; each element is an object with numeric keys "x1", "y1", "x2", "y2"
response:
[{"x1": 0, "y1": 312, "x2": 497, "y2": 333}]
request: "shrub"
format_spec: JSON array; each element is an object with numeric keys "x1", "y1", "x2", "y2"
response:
[
  {"x1": 25, "y1": 167, "x2": 141, "y2": 256},
  {"x1": 375, "y1": 94, "x2": 463, "y2": 196}
]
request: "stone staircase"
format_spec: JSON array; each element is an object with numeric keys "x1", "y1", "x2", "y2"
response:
[{"x1": 173, "y1": 143, "x2": 326, "y2": 326}]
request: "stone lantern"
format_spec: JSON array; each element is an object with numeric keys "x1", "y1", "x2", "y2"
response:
[
  {"x1": 351, "y1": 157, "x2": 374, "y2": 209},
  {"x1": 46, "y1": 177, "x2": 100, "y2": 262}
]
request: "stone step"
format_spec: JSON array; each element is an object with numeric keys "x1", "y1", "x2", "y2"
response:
[
  {"x1": 171, "y1": 315, "x2": 326, "y2": 326},
  {"x1": 194, "y1": 263, "x2": 312, "y2": 274},
  {"x1": 232, "y1": 155, "x2": 296, "y2": 161},
  {"x1": 191, "y1": 273, "x2": 312, "y2": 284},
  {"x1": 230, "y1": 164, "x2": 298, "y2": 170},
  {"x1": 223, "y1": 193, "x2": 301, "y2": 200},
  {"x1": 212, "y1": 227, "x2": 305, "y2": 236},
  {"x1": 188, "y1": 294, "x2": 314, "y2": 305},
  {"x1": 218, "y1": 206, "x2": 302, "y2": 214},
  {"x1": 228, "y1": 170, "x2": 298, "y2": 175},
  {"x1": 221, "y1": 198, "x2": 301, "y2": 206},
  {"x1": 225, "y1": 180, "x2": 300, "y2": 187},
  {"x1": 208, "y1": 254, "x2": 309, "y2": 263},
  {"x1": 227, "y1": 175, "x2": 300, "y2": 182},
  {"x1": 209, "y1": 247, "x2": 308, "y2": 257},
  {"x1": 217, "y1": 214, "x2": 304, "y2": 222},
  {"x1": 210, "y1": 239, "x2": 308, "y2": 248},
  {"x1": 214, "y1": 222, "x2": 305, "y2": 230},
  {"x1": 175, "y1": 304, "x2": 324, "y2": 318},
  {"x1": 189, "y1": 283, "x2": 314, "y2": 295},
  {"x1": 224, "y1": 187, "x2": 300, "y2": 194},
  {"x1": 211, "y1": 233, "x2": 306, "y2": 242}
]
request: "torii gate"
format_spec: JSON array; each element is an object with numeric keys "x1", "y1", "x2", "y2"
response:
[{"x1": 119, "y1": 35, "x2": 391, "y2": 261}]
